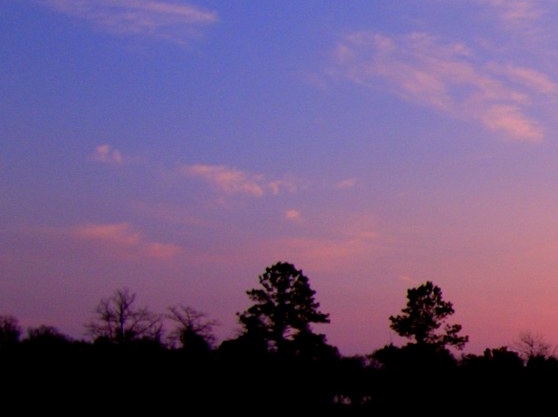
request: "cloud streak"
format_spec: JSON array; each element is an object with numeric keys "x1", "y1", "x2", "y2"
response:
[
  {"x1": 267, "y1": 229, "x2": 379, "y2": 274},
  {"x1": 477, "y1": 0, "x2": 540, "y2": 27},
  {"x1": 181, "y1": 164, "x2": 298, "y2": 197},
  {"x1": 70, "y1": 223, "x2": 182, "y2": 259},
  {"x1": 330, "y1": 31, "x2": 557, "y2": 142},
  {"x1": 336, "y1": 178, "x2": 358, "y2": 189},
  {"x1": 42, "y1": 0, "x2": 218, "y2": 44}
]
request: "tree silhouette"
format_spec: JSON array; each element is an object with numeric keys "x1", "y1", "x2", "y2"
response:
[
  {"x1": 6, "y1": 276, "x2": 558, "y2": 414},
  {"x1": 166, "y1": 305, "x2": 218, "y2": 355},
  {"x1": 237, "y1": 261, "x2": 331, "y2": 357},
  {"x1": 389, "y1": 281, "x2": 468, "y2": 350},
  {"x1": 85, "y1": 287, "x2": 162, "y2": 344},
  {"x1": 0, "y1": 315, "x2": 22, "y2": 351},
  {"x1": 511, "y1": 330, "x2": 554, "y2": 362}
]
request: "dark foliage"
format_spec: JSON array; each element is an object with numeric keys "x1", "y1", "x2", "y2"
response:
[
  {"x1": 389, "y1": 281, "x2": 469, "y2": 350},
  {"x1": 236, "y1": 261, "x2": 335, "y2": 359},
  {"x1": 4, "y1": 337, "x2": 558, "y2": 415},
  {"x1": 2, "y1": 265, "x2": 558, "y2": 415}
]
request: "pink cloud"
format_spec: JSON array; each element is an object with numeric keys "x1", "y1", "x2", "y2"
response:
[
  {"x1": 494, "y1": 64, "x2": 558, "y2": 95},
  {"x1": 71, "y1": 223, "x2": 181, "y2": 260},
  {"x1": 285, "y1": 209, "x2": 302, "y2": 222},
  {"x1": 185, "y1": 164, "x2": 265, "y2": 197},
  {"x1": 260, "y1": 230, "x2": 379, "y2": 274},
  {"x1": 330, "y1": 31, "x2": 551, "y2": 142},
  {"x1": 182, "y1": 164, "x2": 299, "y2": 198},
  {"x1": 336, "y1": 178, "x2": 358, "y2": 189},
  {"x1": 91, "y1": 144, "x2": 123, "y2": 165},
  {"x1": 482, "y1": 105, "x2": 543, "y2": 142},
  {"x1": 477, "y1": 0, "x2": 540, "y2": 26},
  {"x1": 42, "y1": 0, "x2": 217, "y2": 44}
]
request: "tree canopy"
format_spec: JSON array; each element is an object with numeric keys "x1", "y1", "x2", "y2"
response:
[
  {"x1": 389, "y1": 281, "x2": 468, "y2": 351},
  {"x1": 237, "y1": 261, "x2": 332, "y2": 357},
  {"x1": 85, "y1": 287, "x2": 162, "y2": 344}
]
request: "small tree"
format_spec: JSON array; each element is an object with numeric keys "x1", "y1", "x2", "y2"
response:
[
  {"x1": 389, "y1": 281, "x2": 468, "y2": 351},
  {"x1": 0, "y1": 315, "x2": 22, "y2": 351},
  {"x1": 511, "y1": 330, "x2": 554, "y2": 362},
  {"x1": 166, "y1": 305, "x2": 218, "y2": 354},
  {"x1": 237, "y1": 261, "x2": 331, "y2": 357},
  {"x1": 85, "y1": 287, "x2": 162, "y2": 344}
]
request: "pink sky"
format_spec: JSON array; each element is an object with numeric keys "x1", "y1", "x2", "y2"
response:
[{"x1": 4, "y1": 1, "x2": 558, "y2": 357}]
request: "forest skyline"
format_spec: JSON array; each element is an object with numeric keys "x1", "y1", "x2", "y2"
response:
[{"x1": 1, "y1": 263, "x2": 550, "y2": 360}]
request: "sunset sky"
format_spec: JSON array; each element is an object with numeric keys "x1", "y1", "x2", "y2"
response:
[{"x1": 4, "y1": 0, "x2": 558, "y2": 356}]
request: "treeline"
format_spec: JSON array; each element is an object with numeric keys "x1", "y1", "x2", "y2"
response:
[{"x1": 1, "y1": 261, "x2": 558, "y2": 415}]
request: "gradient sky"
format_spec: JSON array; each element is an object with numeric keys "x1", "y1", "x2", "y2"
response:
[{"x1": 4, "y1": 0, "x2": 558, "y2": 356}]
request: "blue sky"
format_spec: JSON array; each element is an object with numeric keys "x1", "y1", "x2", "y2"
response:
[{"x1": 4, "y1": 0, "x2": 558, "y2": 356}]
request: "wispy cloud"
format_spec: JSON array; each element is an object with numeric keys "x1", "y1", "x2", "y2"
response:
[
  {"x1": 336, "y1": 178, "x2": 358, "y2": 189},
  {"x1": 489, "y1": 63, "x2": 558, "y2": 95},
  {"x1": 90, "y1": 144, "x2": 123, "y2": 165},
  {"x1": 285, "y1": 209, "x2": 302, "y2": 223},
  {"x1": 249, "y1": 211, "x2": 380, "y2": 273},
  {"x1": 181, "y1": 164, "x2": 298, "y2": 197},
  {"x1": 399, "y1": 275, "x2": 417, "y2": 285},
  {"x1": 329, "y1": 31, "x2": 555, "y2": 142},
  {"x1": 41, "y1": 0, "x2": 218, "y2": 44},
  {"x1": 477, "y1": 0, "x2": 540, "y2": 27},
  {"x1": 271, "y1": 229, "x2": 378, "y2": 273},
  {"x1": 184, "y1": 164, "x2": 265, "y2": 196},
  {"x1": 481, "y1": 105, "x2": 542, "y2": 140},
  {"x1": 475, "y1": 0, "x2": 554, "y2": 49},
  {"x1": 70, "y1": 223, "x2": 181, "y2": 259}
]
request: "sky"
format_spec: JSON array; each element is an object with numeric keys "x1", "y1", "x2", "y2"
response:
[{"x1": 4, "y1": 0, "x2": 558, "y2": 357}]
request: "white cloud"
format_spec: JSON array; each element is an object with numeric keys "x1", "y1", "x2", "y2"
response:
[
  {"x1": 42, "y1": 0, "x2": 218, "y2": 44},
  {"x1": 330, "y1": 31, "x2": 551, "y2": 142},
  {"x1": 91, "y1": 144, "x2": 123, "y2": 165}
]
